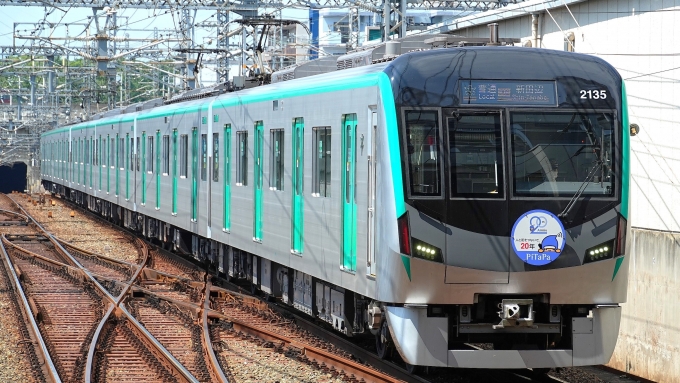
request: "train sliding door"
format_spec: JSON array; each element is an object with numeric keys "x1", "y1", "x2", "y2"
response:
[
  {"x1": 444, "y1": 110, "x2": 509, "y2": 284},
  {"x1": 341, "y1": 114, "x2": 357, "y2": 272},
  {"x1": 291, "y1": 118, "x2": 304, "y2": 254}
]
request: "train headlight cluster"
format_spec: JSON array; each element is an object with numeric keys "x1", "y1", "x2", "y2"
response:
[
  {"x1": 584, "y1": 240, "x2": 615, "y2": 264},
  {"x1": 411, "y1": 238, "x2": 443, "y2": 262}
]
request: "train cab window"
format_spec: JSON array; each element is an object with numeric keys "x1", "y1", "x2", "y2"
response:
[
  {"x1": 180, "y1": 134, "x2": 188, "y2": 178},
  {"x1": 236, "y1": 131, "x2": 248, "y2": 186},
  {"x1": 162, "y1": 135, "x2": 170, "y2": 175},
  {"x1": 404, "y1": 110, "x2": 441, "y2": 197},
  {"x1": 312, "y1": 127, "x2": 331, "y2": 197},
  {"x1": 511, "y1": 111, "x2": 615, "y2": 197},
  {"x1": 270, "y1": 129, "x2": 284, "y2": 191},
  {"x1": 448, "y1": 112, "x2": 504, "y2": 198},
  {"x1": 212, "y1": 133, "x2": 219, "y2": 182}
]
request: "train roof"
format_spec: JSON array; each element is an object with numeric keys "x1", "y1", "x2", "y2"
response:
[{"x1": 386, "y1": 46, "x2": 623, "y2": 109}]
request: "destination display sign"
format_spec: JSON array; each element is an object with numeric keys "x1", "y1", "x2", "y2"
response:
[{"x1": 460, "y1": 80, "x2": 557, "y2": 106}]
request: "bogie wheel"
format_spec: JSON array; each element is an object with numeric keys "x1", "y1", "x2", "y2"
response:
[
  {"x1": 375, "y1": 319, "x2": 393, "y2": 359},
  {"x1": 405, "y1": 363, "x2": 421, "y2": 375}
]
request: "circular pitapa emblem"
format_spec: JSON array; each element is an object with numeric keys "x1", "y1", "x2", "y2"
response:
[{"x1": 511, "y1": 209, "x2": 566, "y2": 266}]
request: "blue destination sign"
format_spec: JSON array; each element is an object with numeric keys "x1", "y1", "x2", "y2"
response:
[{"x1": 461, "y1": 80, "x2": 557, "y2": 106}]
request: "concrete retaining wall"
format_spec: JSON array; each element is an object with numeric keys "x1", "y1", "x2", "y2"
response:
[{"x1": 607, "y1": 228, "x2": 680, "y2": 383}]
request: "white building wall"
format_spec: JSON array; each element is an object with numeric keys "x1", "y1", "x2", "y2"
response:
[{"x1": 437, "y1": 1, "x2": 680, "y2": 381}]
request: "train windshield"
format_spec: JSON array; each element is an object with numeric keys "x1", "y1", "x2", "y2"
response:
[
  {"x1": 510, "y1": 111, "x2": 614, "y2": 197},
  {"x1": 404, "y1": 110, "x2": 442, "y2": 196},
  {"x1": 448, "y1": 112, "x2": 504, "y2": 198}
]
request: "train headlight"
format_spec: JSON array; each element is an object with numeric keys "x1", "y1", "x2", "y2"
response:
[
  {"x1": 583, "y1": 240, "x2": 615, "y2": 264},
  {"x1": 411, "y1": 238, "x2": 443, "y2": 262}
]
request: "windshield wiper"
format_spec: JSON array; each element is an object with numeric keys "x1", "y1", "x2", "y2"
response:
[{"x1": 558, "y1": 161, "x2": 602, "y2": 220}]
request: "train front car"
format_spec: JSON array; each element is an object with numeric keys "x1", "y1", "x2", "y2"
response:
[{"x1": 377, "y1": 47, "x2": 630, "y2": 369}]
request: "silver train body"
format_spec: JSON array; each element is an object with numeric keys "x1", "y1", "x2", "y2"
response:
[{"x1": 41, "y1": 44, "x2": 631, "y2": 369}]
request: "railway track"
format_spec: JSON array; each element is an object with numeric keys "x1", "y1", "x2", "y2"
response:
[{"x1": 5, "y1": 192, "x2": 420, "y2": 383}]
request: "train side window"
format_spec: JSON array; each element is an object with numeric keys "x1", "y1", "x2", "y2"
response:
[
  {"x1": 312, "y1": 127, "x2": 331, "y2": 197},
  {"x1": 180, "y1": 134, "x2": 188, "y2": 178},
  {"x1": 147, "y1": 135, "x2": 154, "y2": 174},
  {"x1": 404, "y1": 110, "x2": 441, "y2": 197},
  {"x1": 212, "y1": 133, "x2": 219, "y2": 182},
  {"x1": 236, "y1": 131, "x2": 248, "y2": 186},
  {"x1": 270, "y1": 129, "x2": 284, "y2": 191},
  {"x1": 201, "y1": 133, "x2": 208, "y2": 181},
  {"x1": 162, "y1": 135, "x2": 170, "y2": 175}
]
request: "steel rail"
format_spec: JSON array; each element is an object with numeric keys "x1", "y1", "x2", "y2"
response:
[
  {"x1": 202, "y1": 280, "x2": 230, "y2": 383},
  {"x1": 0, "y1": 236, "x2": 63, "y2": 383},
  {"x1": 0, "y1": 208, "x2": 30, "y2": 221},
  {"x1": 119, "y1": 302, "x2": 201, "y2": 383},
  {"x1": 113, "y1": 237, "x2": 149, "y2": 304},
  {"x1": 84, "y1": 303, "x2": 116, "y2": 383}
]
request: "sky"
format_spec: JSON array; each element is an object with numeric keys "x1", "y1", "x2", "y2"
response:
[
  {"x1": 0, "y1": 5, "x2": 311, "y2": 46},
  {"x1": 0, "y1": 4, "x2": 311, "y2": 87}
]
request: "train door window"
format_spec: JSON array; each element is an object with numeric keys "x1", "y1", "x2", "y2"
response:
[
  {"x1": 136, "y1": 137, "x2": 141, "y2": 171},
  {"x1": 212, "y1": 133, "x2": 219, "y2": 182},
  {"x1": 110, "y1": 136, "x2": 115, "y2": 168},
  {"x1": 312, "y1": 127, "x2": 331, "y2": 197},
  {"x1": 85, "y1": 138, "x2": 89, "y2": 165},
  {"x1": 448, "y1": 112, "x2": 504, "y2": 198},
  {"x1": 201, "y1": 133, "x2": 208, "y2": 181},
  {"x1": 270, "y1": 129, "x2": 284, "y2": 191},
  {"x1": 180, "y1": 134, "x2": 188, "y2": 178},
  {"x1": 129, "y1": 137, "x2": 134, "y2": 171},
  {"x1": 162, "y1": 135, "x2": 170, "y2": 175},
  {"x1": 147, "y1": 135, "x2": 154, "y2": 174},
  {"x1": 118, "y1": 137, "x2": 124, "y2": 169},
  {"x1": 403, "y1": 110, "x2": 442, "y2": 197},
  {"x1": 236, "y1": 131, "x2": 248, "y2": 186},
  {"x1": 94, "y1": 137, "x2": 98, "y2": 166}
]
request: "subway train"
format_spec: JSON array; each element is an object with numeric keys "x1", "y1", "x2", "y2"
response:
[{"x1": 41, "y1": 38, "x2": 632, "y2": 370}]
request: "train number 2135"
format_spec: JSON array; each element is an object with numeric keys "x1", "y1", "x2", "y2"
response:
[{"x1": 580, "y1": 89, "x2": 607, "y2": 99}]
